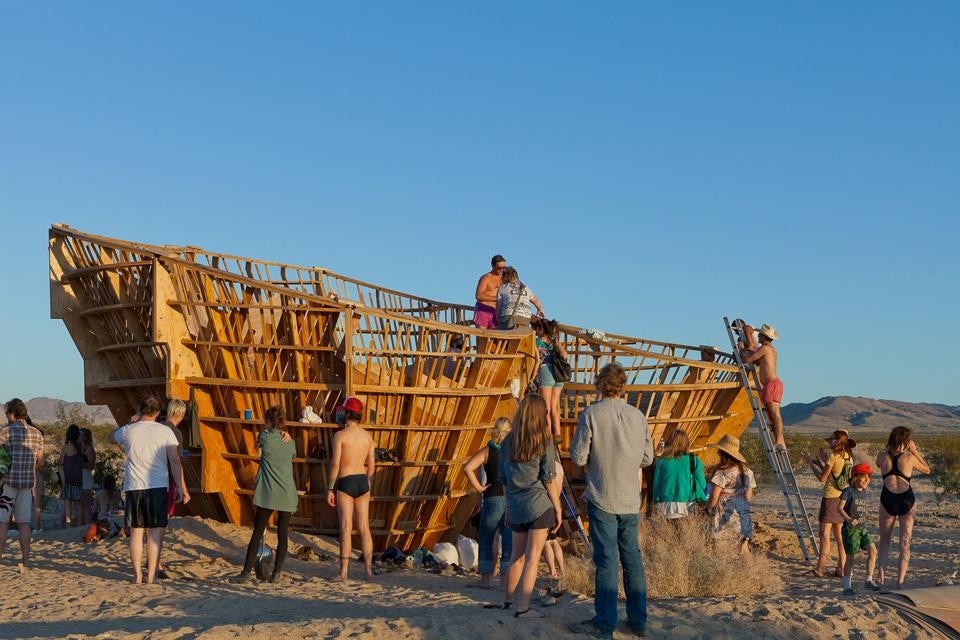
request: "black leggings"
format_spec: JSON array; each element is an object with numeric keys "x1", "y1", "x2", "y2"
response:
[{"x1": 242, "y1": 507, "x2": 291, "y2": 574}]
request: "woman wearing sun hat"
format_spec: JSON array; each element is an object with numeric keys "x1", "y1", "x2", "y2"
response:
[
  {"x1": 807, "y1": 429, "x2": 856, "y2": 578},
  {"x1": 706, "y1": 434, "x2": 756, "y2": 553}
]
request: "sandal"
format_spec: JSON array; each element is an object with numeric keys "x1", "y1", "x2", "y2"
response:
[
  {"x1": 803, "y1": 569, "x2": 827, "y2": 578},
  {"x1": 514, "y1": 608, "x2": 545, "y2": 619}
]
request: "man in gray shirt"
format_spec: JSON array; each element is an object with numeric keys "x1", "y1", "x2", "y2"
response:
[{"x1": 568, "y1": 363, "x2": 653, "y2": 639}]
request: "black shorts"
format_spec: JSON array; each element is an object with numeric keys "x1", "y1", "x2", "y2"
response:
[
  {"x1": 511, "y1": 508, "x2": 555, "y2": 533},
  {"x1": 126, "y1": 488, "x2": 170, "y2": 529},
  {"x1": 335, "y1": 474, "x2": 370, "y2": 499}
]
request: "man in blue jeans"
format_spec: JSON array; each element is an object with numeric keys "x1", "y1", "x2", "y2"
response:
[{"x1": 569, "y1": 363, "x2": 654, "y2": 638}]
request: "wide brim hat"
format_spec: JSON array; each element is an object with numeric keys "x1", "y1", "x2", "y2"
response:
[
  {"x1": 758, "y1": 324, "x2": 780, "y2": 340},
  {"x1": 827, "y1": 428, "x2": 857, "y2": 449},
  {"x1": 709, "y1": 434, "x2": 746, "y2": 463}
]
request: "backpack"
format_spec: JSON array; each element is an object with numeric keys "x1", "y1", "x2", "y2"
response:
[{"x1": 831, "y1": 455, "x2": 853, "y2": 492}]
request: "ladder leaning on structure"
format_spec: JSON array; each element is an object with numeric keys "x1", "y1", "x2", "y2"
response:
[{"x1": 723, "y1": 316, "x2": 819, "y2": 564}]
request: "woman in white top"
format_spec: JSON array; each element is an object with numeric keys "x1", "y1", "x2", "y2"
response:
[{"x1": 495, "y1": 267, "x2": 543, "y2": 330}]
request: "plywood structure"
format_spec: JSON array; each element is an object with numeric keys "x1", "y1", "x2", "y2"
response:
[{"x1": 49, "y1": 224, "x2": 753, "y2": 550}]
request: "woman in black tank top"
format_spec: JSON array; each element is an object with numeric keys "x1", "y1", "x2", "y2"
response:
[
  {"x1": 876, "y1": 426, "x2": 931, "y2": 590},
  {"x1": 464, "y1": 418, "x2": 513, "y2": 588}
]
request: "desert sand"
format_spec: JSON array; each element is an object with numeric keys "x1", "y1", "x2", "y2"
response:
[{"x1": 1, "y1": 477, "x2": 957, "y2": 640}]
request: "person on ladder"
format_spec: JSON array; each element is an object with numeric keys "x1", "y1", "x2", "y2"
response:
[{"x1": 739, "y1": 323, "x2": 785, "y2": 450}]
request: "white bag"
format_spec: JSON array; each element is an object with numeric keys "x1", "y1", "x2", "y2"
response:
[
  {"x1": 456, "y1": 534, "x2": 479, "y2": 569},
  {"x1": 432, "y1": 542, "x2": 459, "y2": 566}
]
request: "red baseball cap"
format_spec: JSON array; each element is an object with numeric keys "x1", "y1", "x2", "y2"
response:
[
  {"x1": 852, "y1": 463, "x2": 872, "y2": 476},
  {"x1": 340, "y1": 397, "x2": 363, "y2": 414}
]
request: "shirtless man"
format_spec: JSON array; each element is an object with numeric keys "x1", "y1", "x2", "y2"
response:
[
  {"x1": 741, "y1": 324, "x2": 785, "y2": 449},
  {"x1": 327, "y1": 397, "x2": 375, "y2": 580},
  {"x1": 474, "y1": 254, "x2": 506, "y2": 329}
]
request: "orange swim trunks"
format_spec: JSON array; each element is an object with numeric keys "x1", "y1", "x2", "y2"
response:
[{"x1": 761, "y1": 378, "x2": 783, "y2": 405}]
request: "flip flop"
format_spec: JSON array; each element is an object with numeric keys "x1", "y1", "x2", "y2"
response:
[
  {"x1": 803, "y1": 569, "x2": 827, "y2": 578},
  {"x1": 514, "y1": 608, "x2": 545, "y2": 619}
]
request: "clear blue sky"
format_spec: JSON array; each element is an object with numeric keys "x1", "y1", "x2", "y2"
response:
[{"x1": 1, "y1": 3, "x2": 957, "y2": 406}]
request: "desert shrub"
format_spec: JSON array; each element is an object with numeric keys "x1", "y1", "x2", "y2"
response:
[
  {"x1": 917, "y1": 435, "x2": 960, "y2": 504},
  {"x1": 562, "y1": 516, "x2": 783, "y2": 598},
  {"x1": 94, "y1": 448, "x2": 125, "y2": 486},
  {"x1": 740, "y1": 432, "x2": 827, "y2": 484}
]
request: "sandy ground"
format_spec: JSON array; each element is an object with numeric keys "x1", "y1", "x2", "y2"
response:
[{"x1": 1, "y1": 477, "x2": 957, "y2": 640}]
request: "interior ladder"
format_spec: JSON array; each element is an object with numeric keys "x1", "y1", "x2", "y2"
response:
[{"x1": 723, "y1": 316, "x2": 819, "y2": 564}]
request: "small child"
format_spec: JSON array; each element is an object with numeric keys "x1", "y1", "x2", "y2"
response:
[
  {"x1": 542, "y1": 460, "x2": 566, "y2": 587},
  {"x1": 839, "y1": 463, "x2": 880, "y2": 595},
  {"x1": 707, "y1": 435, "x2": 756, "y2": 554}
]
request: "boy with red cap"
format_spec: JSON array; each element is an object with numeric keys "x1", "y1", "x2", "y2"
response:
[
  {"x1": 839, "y1": 462, "x2": 880, "y2": 594},
  {"x1": 327, "y1": 397, "x2": 375, "y2": 581}
]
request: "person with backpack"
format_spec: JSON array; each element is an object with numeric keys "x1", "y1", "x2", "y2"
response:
[
  {"x1": 807, "y1": 428, "x2": 856, "y2": 578},
  {"x1": 652, "y1": 429, "x2": 707, "y2": 520},
  {"x1": 495, "y1": 267, "x2": 544, "y2": 330}
]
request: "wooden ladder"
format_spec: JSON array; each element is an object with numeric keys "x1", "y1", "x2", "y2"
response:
[{"x1": 723, "y1": 317, "x2": 819, "y2": 564}]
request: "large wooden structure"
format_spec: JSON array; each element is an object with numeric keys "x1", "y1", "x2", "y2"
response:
[{"x1": 49, "y1": 224, "x2": 752, "y2": 550}]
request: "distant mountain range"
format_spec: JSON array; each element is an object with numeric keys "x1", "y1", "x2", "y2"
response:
[
  {"x1": 783, "y1": 396, "x2": 960, "y2": 433},
  {"x1": 10, "y1": 395, "x2": 960, "y2": 434},
  {"x1": 21, "y1": 397, "x2": 117, "y2": 426}
]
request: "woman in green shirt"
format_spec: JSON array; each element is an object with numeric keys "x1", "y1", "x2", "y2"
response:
[{"x1": 231, "y1": 405, "x2": 297, "y2": 583}]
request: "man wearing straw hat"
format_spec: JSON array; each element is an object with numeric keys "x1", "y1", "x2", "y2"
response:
[
  {"x1": 741, "y1": 323, "x2": 785, "y2": 450},
  {"x1": 569, "y1": 363, "x2": 654, "y2": 639}
]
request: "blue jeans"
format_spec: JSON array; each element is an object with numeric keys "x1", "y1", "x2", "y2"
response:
[
  {"x1": 477, "y1": 496, "x2": 512, "y2": 575},
  {"x1": 588, "y1": 502, "x2": 647, "y2": 633},
  {"x1": 718, "y1": 496, "x2": 753, "y2": 540}
]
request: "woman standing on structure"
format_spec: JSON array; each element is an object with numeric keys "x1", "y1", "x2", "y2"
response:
[{"x1": 533, "y1": 319, "x2": 567, "y2": 439}]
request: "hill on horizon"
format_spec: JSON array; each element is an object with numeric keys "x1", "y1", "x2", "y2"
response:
[
  {"x1": 782, "y1": 395, "x2": 960, "y2": 434},
  {"x1": 15, "y1": 397, "x2": 117, "y2": 427}
]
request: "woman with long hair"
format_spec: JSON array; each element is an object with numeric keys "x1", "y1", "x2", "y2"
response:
[
  {"x1": 500, "y1": 394, "x2": 561, "y2": 619},
  {"x1": 495, "y1": 267, "x2": 544, "y2": 330},
  {"x1": 652, "y1": 429, "x2": 707, "y2": 520},
  {"x1": 230, "y1": 405, "x2": 297, "y2": 584},
  {"x1": 876, "y1": 426, "x2": 930, "y2": 589},
  {"x1": 808, "y1": 429, "x2": 856, "y2": 577},
  {"x1": 59, "y1": 424, "x2": 83, "y2": 527},
  {"x1": 706, "y1": 435, "x2": 756, "y2": 553},
  {"x1": 533, "y1": 319, "x2": 567, "y2": 439},
  {"x1": 464, "y1": 416, "x2": 513, "y2": 588},
  {"x1": 78, "y1": 428, "x2": 97, "y2": 525}
]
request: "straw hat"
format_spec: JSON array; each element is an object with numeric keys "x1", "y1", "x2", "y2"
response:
[
  {"x1": 709, "y1": 434, "x2": 746, "y2": 463},
  {"x1": 758, "y1": 324, "x2": 780, "y2": 340},
  {"x1": 826, "y1": 428, "x2": 857, "y2": 449}
]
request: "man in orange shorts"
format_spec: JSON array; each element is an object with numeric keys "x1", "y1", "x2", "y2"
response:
[{"x1": 742, "y1": 324, "x2": 785, "y2": 450}]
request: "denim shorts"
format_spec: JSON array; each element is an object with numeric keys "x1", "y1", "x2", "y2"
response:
[{"x1": 538, "y1": 365, "x2": 565, "y2": 389}]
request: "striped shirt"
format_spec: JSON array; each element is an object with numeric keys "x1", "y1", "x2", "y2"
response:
[{"x1": 0, "y1": 421, "x2": 44, "y2": 489}]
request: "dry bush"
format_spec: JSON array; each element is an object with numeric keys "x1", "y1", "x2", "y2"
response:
[{"x1": 562, "y1": 516, "x2": 783, "y2": 599}]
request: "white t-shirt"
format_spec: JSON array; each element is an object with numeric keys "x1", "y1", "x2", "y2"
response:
[{"x1": 113, "y1": 421, "x2": 178, "y2": 491}]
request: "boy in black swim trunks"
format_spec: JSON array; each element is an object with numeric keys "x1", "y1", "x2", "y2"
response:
[
  {"x1": 327, "y1": 397, "x2": 376, "y2": 581},
  {"x1": 839, "y1": 463, "x2": 879, "y2": 595}
]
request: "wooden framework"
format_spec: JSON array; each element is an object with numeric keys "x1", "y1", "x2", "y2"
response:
[{"x1": 49, "y1": 224, "x2": 752, "y2": 550}]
